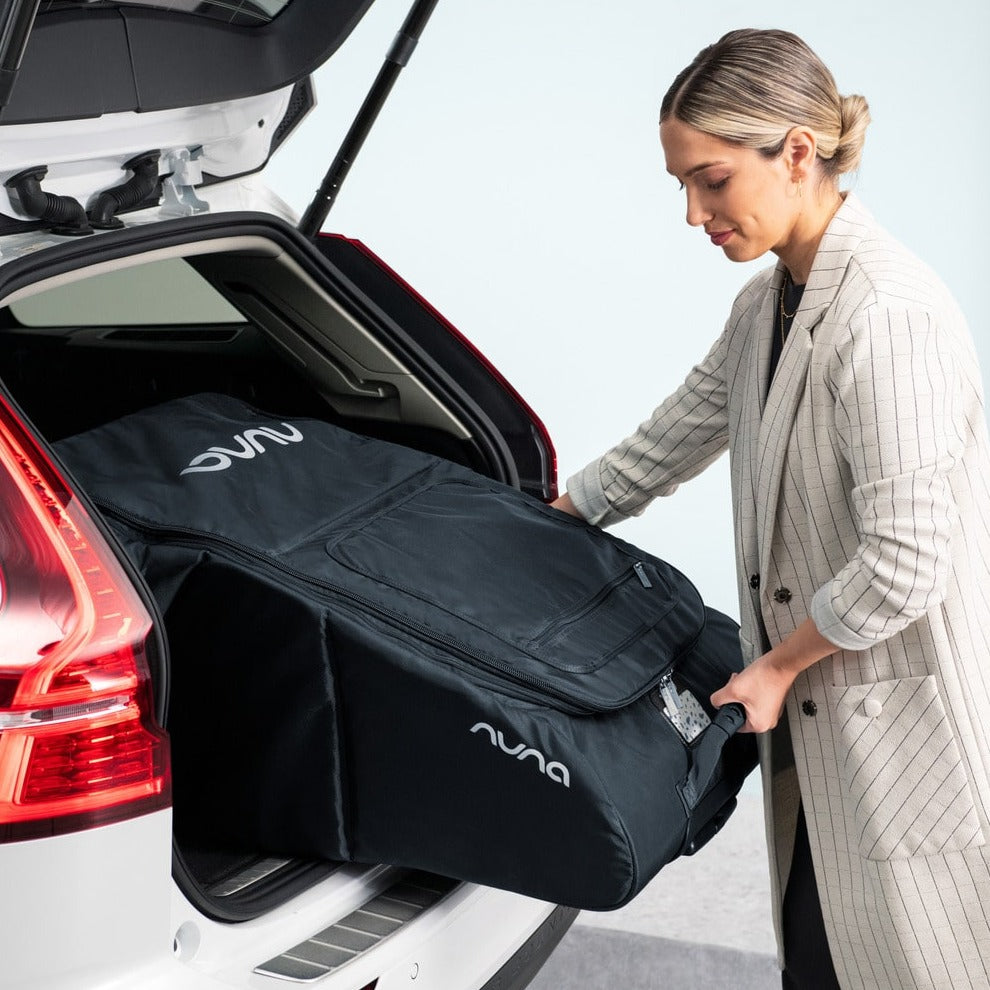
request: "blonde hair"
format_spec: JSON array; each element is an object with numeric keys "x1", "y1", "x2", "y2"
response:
[{"x1": 660, "y1": 29, "x2": 870, "y2": 178}]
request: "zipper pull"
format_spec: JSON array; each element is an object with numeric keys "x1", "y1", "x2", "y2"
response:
[
  {"x1": 633, "y1": 561, "x2": 653, "y2": 588},
  {"x1": 658, "y1": 673, "x2": 681, "y2": 715}
]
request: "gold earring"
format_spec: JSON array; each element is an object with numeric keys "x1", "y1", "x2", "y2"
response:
[{"x1": 797, "y1": 178, "x2": 803, "y2": 197}]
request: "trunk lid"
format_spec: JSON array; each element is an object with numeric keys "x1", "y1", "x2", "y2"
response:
[{"x1": 0, "y1": 0, "x2": 378, "y2": 230}]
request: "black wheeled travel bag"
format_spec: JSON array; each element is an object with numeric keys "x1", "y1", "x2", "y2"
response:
[{"x1": 54, "y1": 392, "x2": 757, "y2": 910}]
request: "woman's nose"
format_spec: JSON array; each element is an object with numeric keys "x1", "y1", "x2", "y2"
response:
[{"x1": 685, "y1": 190, "x2": 711, "y2": 227}]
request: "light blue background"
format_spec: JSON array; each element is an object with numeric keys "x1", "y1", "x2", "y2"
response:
[{"x1": 265, "y1": 0, "x2": 990, "y2": 620}]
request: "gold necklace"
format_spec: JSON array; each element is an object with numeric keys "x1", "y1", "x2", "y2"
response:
[{"x1": 779, "y1": 270, "x2": 797, "y2": 345}]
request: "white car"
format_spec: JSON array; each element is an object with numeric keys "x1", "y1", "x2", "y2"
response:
[{"x1": 0, "y1": 2, "x2": 575, "y2": 988}]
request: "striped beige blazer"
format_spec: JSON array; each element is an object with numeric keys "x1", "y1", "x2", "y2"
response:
[{"x1": 567, "y1": 193, "x2": 990, "y2": 990}]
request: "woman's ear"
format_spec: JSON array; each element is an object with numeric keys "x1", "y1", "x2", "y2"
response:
[{"x1": 783, "y1": 126, "x2": 818, "y2": 180}]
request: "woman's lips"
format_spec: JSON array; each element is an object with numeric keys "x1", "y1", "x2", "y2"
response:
[{"x1": 709, "y1": 230, "x2": 733, "y2": 247}]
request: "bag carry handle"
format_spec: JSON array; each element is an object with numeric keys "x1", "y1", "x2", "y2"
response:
[{"x1": 679, "y1": 702, "x2": 746, "y2": 811}]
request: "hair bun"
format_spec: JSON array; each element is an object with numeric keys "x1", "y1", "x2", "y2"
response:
[
  {"x1": 834, "y1": 93, "x2": 871, "y2": 174},
  {"x1": 659, "y1": 30, "x2": 871, "y2": 180}
]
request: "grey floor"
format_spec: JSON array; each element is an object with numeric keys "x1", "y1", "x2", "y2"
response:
[
  {"x1": 529, "y1": 927, "x2": 779, "y2": 990},
  {"x1": 529, "y1": 788, "x2": 779, "y2": 989}
]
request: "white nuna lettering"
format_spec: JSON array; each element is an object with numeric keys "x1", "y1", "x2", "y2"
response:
[
  {"x1": 470, "y1": 721, "x2": 570, "y2": 788},
  {"x1": 180, "y1": 423, "x2": 304, "y2": 476}
]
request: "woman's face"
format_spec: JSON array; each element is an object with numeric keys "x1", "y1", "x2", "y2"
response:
[{"x1": 660, "y1": 116, "x2": 798, "y2": 264}]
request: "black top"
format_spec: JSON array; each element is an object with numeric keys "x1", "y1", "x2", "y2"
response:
[{"x1": 768, "y1": 274, "x2": 806, "y2": 395}]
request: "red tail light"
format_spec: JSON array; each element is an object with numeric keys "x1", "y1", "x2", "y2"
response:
[{"x1": 0, "y1": 395, "x2": 169, "y2": 841}]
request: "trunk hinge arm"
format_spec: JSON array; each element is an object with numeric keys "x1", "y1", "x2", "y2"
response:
[
  {"x1": 298, "y1": 0, "x2": 440, "y2": 238},
  {"x1": 160, "y1": 148, "x2": 210, "y2": 218}
]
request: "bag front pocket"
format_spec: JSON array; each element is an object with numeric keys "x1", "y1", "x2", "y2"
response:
[
  {"x1": 320, "y1": 478, "x2": 705, "y2": 712},
  {"x1": 327, "y1": 480, "x2": 675, "y2": 670},
  {"x1": 830, "y1": 675, "x2": 986, "y2": 861}
]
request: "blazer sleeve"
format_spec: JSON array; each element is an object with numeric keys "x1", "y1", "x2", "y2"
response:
[
  {"x1": 810, "y1": 304, "x2": 969, "y2": 650},
  {"x1": 566, "y1": 327, "x2": 731, "y2": 527}
]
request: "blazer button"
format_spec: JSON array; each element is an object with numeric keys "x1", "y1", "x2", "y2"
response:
[
  {"x1": 773, "y1": 587, "x2": 792, "y2": 604},
  {"x1": 749, "y1": 573, "x2": 760, "y2": 590},
  {"x1": 802, "y1": 699, "x2": 817, "y2": 717}
]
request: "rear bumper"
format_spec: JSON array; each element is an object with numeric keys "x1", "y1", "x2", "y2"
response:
[
  {"x1": 166, "y1": 866, "x2": 576, "y2": 990},
  {"x1": 480, "y1": 904, "x2": 578, "y2": 990}
]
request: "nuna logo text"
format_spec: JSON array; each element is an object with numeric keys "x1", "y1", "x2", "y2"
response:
[
  {"x1": 180, "y1": 423, "x2": 303, "y2": 476},
  {"x1": 470, "y1": 722, "x2": 570, "y2": 788}
]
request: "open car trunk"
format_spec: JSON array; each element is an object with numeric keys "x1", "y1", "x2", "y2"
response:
[{"x1": 0, "y1": 213, "x2": 555, "y2": 921}]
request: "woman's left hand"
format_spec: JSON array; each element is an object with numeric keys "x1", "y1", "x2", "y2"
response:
[
  {"x1": 711, "y1": 617, "x2": 840, "y2": 732},
  {"x1": 710, "y1": 652, "x2": 797, "y2": 733}
]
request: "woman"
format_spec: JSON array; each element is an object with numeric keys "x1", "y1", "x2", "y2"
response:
[{"x1": 552, "y1": 28, "x2": 990, "y2": 990}]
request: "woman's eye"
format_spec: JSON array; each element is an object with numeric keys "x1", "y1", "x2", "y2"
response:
[{"x1": 707, "y1": 177, "x2": 729, "y2": 191}]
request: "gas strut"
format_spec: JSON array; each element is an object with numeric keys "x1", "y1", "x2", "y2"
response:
[
  {"x1": 298, "y1": 0, "x2": 440, "y2": 238},
  {"x1": 0, "y1": 0, "x2": 41, "y2": 110}
]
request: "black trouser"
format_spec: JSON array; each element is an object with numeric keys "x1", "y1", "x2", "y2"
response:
[{"x1": 781, "y1": 805, "x2": 841, "y2": 990}]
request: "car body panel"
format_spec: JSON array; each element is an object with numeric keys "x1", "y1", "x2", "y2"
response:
[{"x1": 0, "y1": 811, "x2": 174, "y2": 990}]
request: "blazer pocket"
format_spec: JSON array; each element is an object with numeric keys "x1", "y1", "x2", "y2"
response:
[{"x1": 830, "y1": 675, "x2": 986, "y2": 861}]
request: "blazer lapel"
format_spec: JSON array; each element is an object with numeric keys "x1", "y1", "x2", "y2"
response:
[
  {"x1": 754, "y1": 270, "x2": 781, "y2": 419},
  {"x1": 736, "y1": 274, "x2": 778, "y2": 572},
  {"x1": 755, "y1": 321, "x2": 813, "y2": 578},
  {"x1": 754, "y1": 193, "x2": 874, "y2": 579}
]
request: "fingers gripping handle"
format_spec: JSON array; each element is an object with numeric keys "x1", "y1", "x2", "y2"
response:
[{"x1": 678, "y1": 702, "x2": 746, "y2": 812}]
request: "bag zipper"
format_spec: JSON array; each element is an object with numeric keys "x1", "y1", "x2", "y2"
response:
[
  {"x1": 92, "y1": 498, "x2": 681, "y2": 715},
  {"x1": 526, "y1": 563, "x2": 663, "y2": 651}
]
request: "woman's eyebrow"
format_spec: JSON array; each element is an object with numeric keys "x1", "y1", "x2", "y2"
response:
[
  {"x1": 685, "y1": 160, "x2": 726, "y2": 177},
  {"x1": 666, "y1": 160, "x2": 726, "y2": 180}
]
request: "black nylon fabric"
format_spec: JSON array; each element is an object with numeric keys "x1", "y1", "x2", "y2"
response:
[{"x1": 54, "y1": 393, "x2": 757, "y2": 909}]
